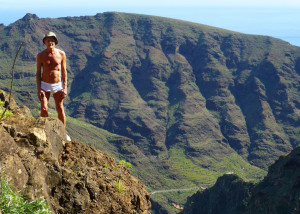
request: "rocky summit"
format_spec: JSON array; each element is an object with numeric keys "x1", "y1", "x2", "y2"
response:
[{"x1": 0, "y1": 90, "x2": 151, "y2": 213}]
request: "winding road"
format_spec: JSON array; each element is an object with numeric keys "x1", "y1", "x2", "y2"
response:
[{"x1": 150, "y1": 186, "x2": 200, "y2": 195}]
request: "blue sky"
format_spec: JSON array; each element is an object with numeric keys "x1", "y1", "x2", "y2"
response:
[{"x1": 1, "y1": 0, "x2": 300, "y2": 46}]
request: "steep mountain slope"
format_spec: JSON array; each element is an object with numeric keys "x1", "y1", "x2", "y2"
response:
[
  {"x1": 181, "y1": 145, "x2": 300, "y2": 214},
  {"x1": 181, "y1": 174, "x2": 254, "y2": 214},
  {"x1": 0, "y1": 12, "x2": 300, "y2": 212},
  {"x1": 0, "y1": 90, "x2": 151, "y2": 213}
]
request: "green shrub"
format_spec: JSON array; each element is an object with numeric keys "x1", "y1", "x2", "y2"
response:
[
  {"x1": 118, "y1": 160, "x2": 132, "y2": 168},
  {"x1": 0, "y1": 101, "x2": 13, "y2": 119},
  {"x1": 0, "y1": 177, "x2": 52, "y2": 214},
  {"x1": 114, "y1": 179, "x2": 124, "y2": 194}
]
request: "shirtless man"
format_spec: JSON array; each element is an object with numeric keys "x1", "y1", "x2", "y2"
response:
[{"x1": 36, "y1": 32, "x2": 70, "y2": 140}]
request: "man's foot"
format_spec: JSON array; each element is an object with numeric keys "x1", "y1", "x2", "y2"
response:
[{"x1": 66, "y1": 134, "x2": 71, "y2": 141}]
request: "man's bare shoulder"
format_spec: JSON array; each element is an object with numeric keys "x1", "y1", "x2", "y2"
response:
[
  {"x1": 37, "y1": 49, "x2": 48, "y2": 58},
  {"x1": 56, "y1": 48, "x2": 66, "y2": 56}
]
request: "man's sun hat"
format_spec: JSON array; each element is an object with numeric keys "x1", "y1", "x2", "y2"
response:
[{"x1": 43, "y1": 31, "x2": 58, "y2": 45}]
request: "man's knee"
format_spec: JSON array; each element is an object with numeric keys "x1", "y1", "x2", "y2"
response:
[
  {"x1": 41, "y1": 106, "x2": 48, "y2": 117},
  {"x1": 56, "y1": 103, "x2": 64, "y2": 113}
]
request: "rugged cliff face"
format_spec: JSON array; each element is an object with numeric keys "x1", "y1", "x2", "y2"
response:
[
  {"x1": 0, "y1": 90, "x2": 151, "y2": 213},
  {"x1": 245, "y1": 146, "x2": 300, "y2": 214},
  {"x1": 181, "y1": 145, "x2": 300, "y2": 214},
  {"x1": 181, "y1": 174, "x2": 254, "y2": 214}
]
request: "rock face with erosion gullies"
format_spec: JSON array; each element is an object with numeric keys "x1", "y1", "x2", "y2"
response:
[
  {"x1": 181, "y1": 146, "x2": 300, "y2": 214},
  {"x1": 0, "y1": 90, "x2": 151, "y2": 214}
]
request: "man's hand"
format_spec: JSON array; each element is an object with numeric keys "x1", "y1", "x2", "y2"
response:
[
  {"x1": 38, "y1": 90, "x2": 45, "y2": 101},
  {"x1": 60, "y1": 88, "x2": 67, "y2": 99}
]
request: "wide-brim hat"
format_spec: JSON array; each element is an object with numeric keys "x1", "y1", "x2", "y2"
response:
[{"x1": 43, "y1": 32, "x2": 58, "y2": 45}]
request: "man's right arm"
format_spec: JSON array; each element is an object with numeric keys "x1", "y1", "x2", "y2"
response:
[{"x1": 36, "y1": 53, "x2": 42, "y2": 100}]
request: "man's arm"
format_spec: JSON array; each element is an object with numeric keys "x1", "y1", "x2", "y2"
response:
[
  {"x1": 36, "y1": 53, "x2": 42, "y2": 100},
  {"x1": 61, "y1": 51, "x2": 67, "y2": 98}
]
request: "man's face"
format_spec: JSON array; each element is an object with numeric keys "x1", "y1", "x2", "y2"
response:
[{"x1": 44, "y1": 37, "x2": 56, "y2": 48}]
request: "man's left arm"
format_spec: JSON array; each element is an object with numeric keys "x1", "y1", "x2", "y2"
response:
[{"x1": 61, "y1": 51, "x2": 67, "y2": 98}]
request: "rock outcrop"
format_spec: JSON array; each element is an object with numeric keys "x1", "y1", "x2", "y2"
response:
[
  {"x1": 181, "y1": 145, "x2": 300, "y2": 214},
  {"x1": 0, "y1": 90, "x2": 151, "y2": 213},
  {"x1": 245, "y1": 146, "x2": 300, "y2": 214},
  {"x1": 181, "y1": 174, "x2": 254, "y2": 214}
]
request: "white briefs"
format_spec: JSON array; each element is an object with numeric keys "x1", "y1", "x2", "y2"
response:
[{"x1": 41, "y1": 81, "x2": 64, "y2": 94}]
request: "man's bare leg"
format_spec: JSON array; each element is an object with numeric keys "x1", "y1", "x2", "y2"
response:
[
  {"x1": 53, "y1": 90, "x2": 70, "y2": 141},
  {"x1": 53, "y1": 91, "x2": 65, "y2": 126},
  {"x1": 40, "y1": 91, "x2": 50, "y2": 117}
]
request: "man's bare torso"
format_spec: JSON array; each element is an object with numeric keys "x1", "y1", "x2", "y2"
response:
[{"x1": 38, "y1": 48, "x2": 64, "y2": 83}]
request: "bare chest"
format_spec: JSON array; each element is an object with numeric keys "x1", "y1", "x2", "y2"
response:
[{"x1": 42, "y1": 53, "x2": 62, "y2": 68}]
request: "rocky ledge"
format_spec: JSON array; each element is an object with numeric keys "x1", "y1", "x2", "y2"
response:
[{"x1": 0, "y1": 90, "x2": 151, "y2": 213}]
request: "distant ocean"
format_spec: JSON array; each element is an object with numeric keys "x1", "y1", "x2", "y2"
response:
[{"x1": 278, "y1": 36, "x2": 300, "y2": 47}]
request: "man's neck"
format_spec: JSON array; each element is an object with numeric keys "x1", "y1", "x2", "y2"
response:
[{"x1": 46, "y1": 47, "x2": 55, "y2": 53}]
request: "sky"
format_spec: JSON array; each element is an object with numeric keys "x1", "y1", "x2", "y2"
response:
[{"x1": 1, "y1": 0, "x2": 300, "y2": 46}]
